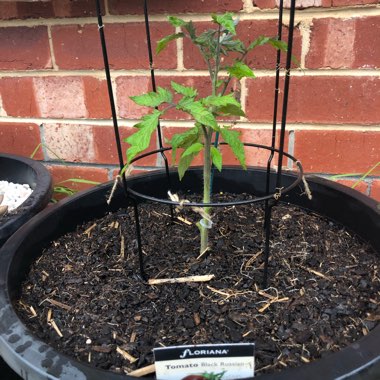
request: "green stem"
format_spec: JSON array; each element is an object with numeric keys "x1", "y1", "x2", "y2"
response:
[
  {"x1": 200, "y1": 126, "x2": 212, "y2": 254},
  {"x1": 213, "y1": 25, "x2": 222, "y2": 96}
]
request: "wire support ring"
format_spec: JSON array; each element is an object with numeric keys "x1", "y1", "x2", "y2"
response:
[{"x1": 124, "y1": 142, "x2": 304, "y2": 208}]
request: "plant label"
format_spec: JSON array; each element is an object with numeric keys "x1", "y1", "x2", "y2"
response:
[{"x1": 154, "y1": 343, "x2": 255, "y2": 380}]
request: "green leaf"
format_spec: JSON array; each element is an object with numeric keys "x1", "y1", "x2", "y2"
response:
[
  {"x1": 156, "y1": 32, "x2": 184, "y2": 54},
  {"x1": 212, "y1": 13, "x2": 236, "y2": 35},
  {"x1": 202, "y1": 93, "x2": 240, "y2": 108},
  {"x1": 125, "y1": 110, "x2": 161, "y2": 163},
  {"x1": 182, "y1": 142, "x2": 204, "y2": 157},
  {"x1": 248, "y1": 36, "x2": 288, "y2": 52},
  {"x1": 178, "y1": 99, "x2": 218, "y2": 130},
  {"x1": 58, "y1": 178, "x2": 100, "y2": 185},
  {"x1": 268, "y1": 39, "x2": 288, "y2": 52},
  {"x1": 168, "y1": 16, "x2": 187, "y2": 27},
  {"x1": 211, "y1": 146, "x2": 222, "y2": 172},
  {"x1": 178, "y1": 153, "x2": 197, "y2": 180},
  {"x1": 247, "y1": 36, "x2": 271, "y2": 51},
  {"x1": 218, "y1": 104, "x2": 245, "y2": 117},
  {"x1": 202, "y1": 94, "x2": 245, "y2": 117},
  {"x1": 220, "y1": 127, "x2": 246, "y2": 169},
  {"x1": 171, "y1": 81, "x2": 198, "y2": 98},
  {"x1": 219, "y1": 33, "x2": 245, "y2": 54},
  {"x1": 227, "y1": 61, "x2": 255, "y2": 80},
  {"x1": 167, "y1": 16, "x2": 196, "y2": 40},
  {"x1": 170, "y1": 127, "x2": 200, "y2": 162},
  {"x1": 130, "y1": 87, "x2": 172, "y2": 107},
  {"x1": 184, "y1": 20, "x2": 197, "y2": 40},
  {"x1": 216, "y1": 79, "x2": 225, "y2": 88},
  {"x1": 195, "y1": 30, "x2": 217, "y2": 47}
]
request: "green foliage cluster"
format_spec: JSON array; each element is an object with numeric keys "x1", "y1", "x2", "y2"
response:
[
  {"x1": 125, "y1": 13, "x2": 287, "y2": 253},
  {"x1": 126, "y1": 13, "x2": 286, "y2": 176}
]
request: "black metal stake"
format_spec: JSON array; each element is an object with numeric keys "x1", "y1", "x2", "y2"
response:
[
  {"x1": 262, "y1": 0, "x2": 284, "y2": 288},
  {"x1": 95, "y1": 0, "x2": 125, "y2": 174},
  {"x1": 276, "y1": 0, "x2": 296, "y2": 190},
  {"x1": 143, "y1": 0, "x2": 174, "y2": 220},
  {"x1": 95, "y1": 0, "x2": 149, "y2": 280},
  {"x1": 265, "y1": 0, "x2": 284, "y2": 197}
]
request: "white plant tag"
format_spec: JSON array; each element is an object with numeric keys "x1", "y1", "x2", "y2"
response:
[{"x1": 154, "y1": 343, "x2": 255, "y2": 380}]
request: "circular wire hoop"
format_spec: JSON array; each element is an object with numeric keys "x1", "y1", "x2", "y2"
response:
[{"x1": 125, "y1": 142, "x2": 304, "y2": 208}]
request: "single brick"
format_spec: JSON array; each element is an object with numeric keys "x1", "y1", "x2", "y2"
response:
[
  {"x1": 0, "y1": 77, "x2": 39, "y2": 117},
  {"x1": 0, "y1": 26, "x2": 51, "y2": 70},
  {"x1": 52, "y1": 23, "x2": 176, "y2": 70},
  {"x1": 246, "y1": 76, "x2": 380, "y2": 124},
  {"x1": 116, "y1": 76, "x2": 152, "y2": 119},
  {"x1": 0, "y1": 0, "x2": 104, "y2": 20},
  {"x1": 32, "y1": 76, "x2": 109, "y2": 119},
  {"x1": 0, "y1": 123, "x2": 43, "y2": 158},
  {"x1": 183, "y1": 20, "x2": 301, "y2": 70},
  {"x1": 293, "y1": 130, "x2": 380, "y2": 173},
  {"x1": 306, "y1": 17, "x2": 380, "y2": 69},
  {"x1": 44, "y1": 124, "x2": 96, "y2": 163},
  {"x1": 108, "y1": 0, "x2": 243, "y2": 15},
  {"x1": 33, "y1": 77, "x2": 87, "y2": 118},
  {"x1": 354, "y1": 16, "x2": 380, "y2": 69},
  {"x1": 82, "y1": 77, "x2": 111, "y2": 119}
]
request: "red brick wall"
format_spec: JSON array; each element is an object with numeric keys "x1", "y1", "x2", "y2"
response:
[{"x1": 0, "y1": 0, "x2": 379, "y2": 200}]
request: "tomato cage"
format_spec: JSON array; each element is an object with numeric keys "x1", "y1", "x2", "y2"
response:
[{"x1": 94, "y1": 0, "x2": 304, "y2": 288}]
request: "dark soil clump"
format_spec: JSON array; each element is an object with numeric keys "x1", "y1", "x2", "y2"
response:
[{"x1": 17, "y1": 194, "x2": 380, "y2": 376}]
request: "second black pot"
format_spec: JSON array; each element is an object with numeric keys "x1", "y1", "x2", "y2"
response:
[{"x1": 0, "y1": 153, "x2": 52, "y2": 247}]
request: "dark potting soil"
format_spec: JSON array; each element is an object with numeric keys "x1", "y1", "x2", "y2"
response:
[{"x1": 17, "y1": 194, "x2": 379, "y2": 377}]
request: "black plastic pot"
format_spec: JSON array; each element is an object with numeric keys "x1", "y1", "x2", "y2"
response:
[
  {"x1": 0, "y1": 153, "x2": 53, "y2": 248},
  {"x1": 0, "y1": 167, "x2": 379, "y2": 380}
]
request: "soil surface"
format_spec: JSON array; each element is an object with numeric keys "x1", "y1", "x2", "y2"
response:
[{"x1": 17, "y1": 194, "x2": 379, "y2": 377}]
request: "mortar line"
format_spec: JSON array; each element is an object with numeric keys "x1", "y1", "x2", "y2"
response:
[
  {"x1": 1, "y1": 116, "x2": 380, "y2": 131},
  {"x1": 242, "y1": 0, "x2": 256, "y2": 13},
  {"x1": 104, "y1": 0, "x2": 110, "y2": 16},
  {"x1": 46, "y1": 26, "x2": 59, "y2": 70},
  {"x1": 240, "y1": 77, "x2": 248, "y2": 115},
  {"x1": 0, "y1": 68, "x2": 379, "y2": 78},
  {"x1": 176, "y1": 26, "x2": 184, "y2": 71},
  {"x1": 1, "y1": 6, "x2": 379, "y2": 27},
  {"x1": 287, "y1": 130, "x2": 295, "y2": 169},
  {"x1": 299, "y1": 19, "x2": 312, "y2": 70},
  {"x1": 37, "y1": 123, "x2": 50, "y2": 161}
]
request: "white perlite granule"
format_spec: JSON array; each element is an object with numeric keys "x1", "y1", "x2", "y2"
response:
[{"x1": 0, "y1": 181, "x2": 33, "y2": 212}]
